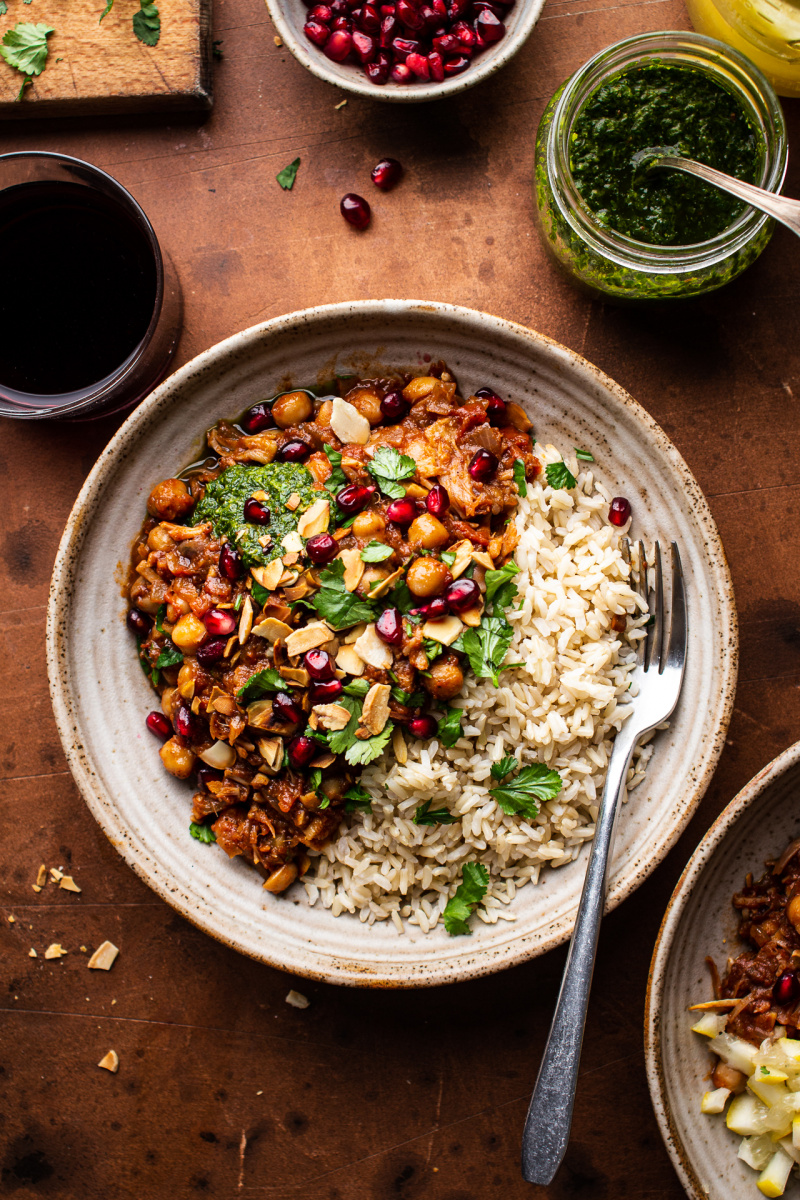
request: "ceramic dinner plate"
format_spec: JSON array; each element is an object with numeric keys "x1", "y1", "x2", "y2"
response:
[
  {"x1": 47, "y1": 299, "x2": 737, "y2": 986},
  {"x1": 645, "y1": 743, "x2": 800, "y2": 1199}
]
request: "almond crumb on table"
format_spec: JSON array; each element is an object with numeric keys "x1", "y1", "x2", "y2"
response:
[
  {"x1": 87, "y1": 941, "x2": 119, "y2": 970},
  {"x1": 98, "y1": 1050, "x2": 119, "y2": 1073}
]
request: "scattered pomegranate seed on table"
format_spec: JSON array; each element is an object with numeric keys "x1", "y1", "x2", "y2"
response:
[
  {"x1": 371, "y1": 158, "x2": 403, "y2": 190},
  {"x1": 340, "y1": 193, "x2": 371, "y2": 229},
  {"x1": 608, "y1": 496, "x2": 631, "y2": 526}
]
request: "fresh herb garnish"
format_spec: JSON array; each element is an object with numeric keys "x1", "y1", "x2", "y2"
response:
[
  {"x1": 323, "y1": 694, "x2": 393, "y2": 765},
  {"x1": 490, "y1": 756, "x2": 518, "y2": 782},
  {"x1": 193, "y1": 462, "x2": 315, "y2": 568},
  {"x1": 545, "y1": 461, "x2": 577, "y2": 491},
  {"x1": 422, "y1": 638, "x2": 445, "y2": 662},
  {"x1": 1, "y1": 22, "x2": 54, "y2": 76},
  {"x1": 237, "y1": 667, "x2": 285, "y2": 702},
  {"x1": 414, "y1": 800, "x2": 458, "y2": 826},
  {"x1": 133, "y1": 0, "x2": 160, "y2": 45},
  {"x1": 322, "y1": 443, "x2": 347, "y2": 496},
  {"x1": 456, "y1": 614, "x2": 514, "y2": 686},
  {"x1": 346, "y1": 722, "x2": 393, "y2": 766},
  {"x1": 311, "y1": 558, "x2": 377, "y2": 629},
  {"x1": 99, "y1": 0, "x2": 113, "y2": 19},
  {"x1": 442, "y1": 862, "x2": 489, "y2": 935},
  {"x1": 0, "y1": 2, "x2": 8, "y2": 13},
  {"x1": 386, "y1": 579, "x2": 415, "y2": 615},
  {"x1": 154, "y1": 642, "x2": 183, "y2": 669},
  {"x1": 189, "y1": 821, "x2": 216, "y2": 844},
  {"x1": 344, "y1": 783, "x2": 373, "y2": 812},
  {"x1": 360, "y1": 540, "x2": 394, "y2": 563},
  {"x1": 308, "y1": 767, "x2": 322, "y2": 792},
  {"x1": 324, "y1": 695, "x2": 361, "y2": 755},
  {"x1": 155, "y1": 603, "x2": 167, "y2": 631},
  {"x1": 366, "y1": 446, "x2": 416, "y2": 500},
  {"x1": 513, "y1": 459, "x2": 528, "y2": 498},
  {"x1": 437, "y1": 706, "x2": 463, "y2": 747},
  {"x1": 484, "y1": 561, "x2": 519, "y2": 611},
  {"x1": 251, "y1": 580, "x2": 270, "y2": 607},
  {"x1": 575, "y1": 447, "x2": 594, "y2": 462},
  {"x1": 276, "y1": 157, "x2": 300, "y2": 190},
  {"x1": 441, "y1": 551, "x2": 456, "y2": 567},
  {"x1": 343, "y1": 678, "x2": 370, "y2": 698},
  {"x1": 390, "y1": 686, "x2": 424, "y2": 707},
  {"x1": 489, "y1": 763, "x2": 563, "y2": 819}
]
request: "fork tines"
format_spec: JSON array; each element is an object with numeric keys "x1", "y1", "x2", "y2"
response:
[{"x1": 638, "y1": 540, "x2": 687, "y2": 676}]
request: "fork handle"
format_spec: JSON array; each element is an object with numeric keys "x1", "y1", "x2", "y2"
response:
[{"x1": 521, "y1": 730, "x2": 637, "y2": 1185}]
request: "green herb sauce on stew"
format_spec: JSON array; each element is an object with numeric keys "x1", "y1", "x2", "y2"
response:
[
  {"x1": 193, "y1": 463, "x2": 317, "y2": 567},
  {"x1": 569, "y1": 64, "x2": 762, "y2": 246}
]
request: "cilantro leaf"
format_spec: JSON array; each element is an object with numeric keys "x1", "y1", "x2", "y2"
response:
[
  {"x1": 1, "y1": 23, "x2": 54, "y2": 75},
  {"x1": 99, "y1": 0, "x2": 113, "y2": 20},
  {"x1": 251, "y1": 580, "x2": 270, "y2": 607},
  {"x1": 437, "y1": 706, "x2": 463, "y2": 748},
  {"x1": 132, "y1": 0, "x2": 160, "y2": 45},
  {"x1": 189, "y1": 822, "x2": 216, "y2": 844},
  {"x1": 308, "y1": 767, "x2": 322, "y2": 792},
  {"x1": 489, "y1": 763, "x2": 563, "y2": 819},
  {"x1": 386, "y1": 578, "x2": 415, "y2": 615},
  {"x1": 575, "y1": 447, "x2": 594, "y2": 462},
  {"x1": 276, "y1": 156, "x2": 300, "y2": 191},
  {"x1": 442, "y1": 862, "x2": 489, "y2": 935},
  {"x1": 367, "y1": 446, "x2": 416, "y2": 501},
  {"x1": 155, "y1": 641, "x2": 183, "y2": 669},
  {"x1": 414, "y1": 800, "x2": 458, "y2": 826},
  {"x1": 325, "y1": 695, "x2": 361, "y2": 755},
  {"x1": 490, "y1": 755, "x2": 517, "y2": 782},
  {"x1": 390, "y1": 686, "x2": 424, "y2": 707},
  {"x1": 513, "y1": 459, "x2": 528, "y2": 498},
  {"x1": 0, "y1": 2, "x2": 8, "y2": 13},
  {"x1": 155, "y1": 602, "x2": 167, "y2": 631},
  {"x1": 322, "y1": 444, "x2": 347, "y2": 495},
  {"x1": 237, "y1": 667, "x2": 285, "y2": 702},
  {"x1": 457, "y1": 614, "x2": 514, "y2": 686},
  {"x1": 345, "y1": 721, "x2": 393, "y2": 766},
  {"x1": 360, "y1": 540, "x2": 394, "y2": 563},
  {"x1": 441, "y1": 551, "x2": 456, "y2": 567},
  {"x1": 311, "y1": 558, "x2": 377, "y2": 629},
  {"x1": 422, "y1": 638, "x2": 445, "y2": 662},
  {"x1": 344, "y1": 783, "x2": 373, "y2": 812},
  {"x1": 545, "y1": 461, "x2": 577, "y2": 490},
  {"x1": 343, "y1": 678, "x2": 370, "y2": 698},
  {"x1": 484, "y1": 561, "x2": 520, "y2": 611}
]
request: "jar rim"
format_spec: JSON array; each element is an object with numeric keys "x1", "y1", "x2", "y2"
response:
[{"x1": 545, "y1": 30, "x2": 788, "y2": 272}]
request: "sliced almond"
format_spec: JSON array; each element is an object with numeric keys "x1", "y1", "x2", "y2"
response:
[
  {"x1": 312, "y1": 703, "x2": 352, "y2": 731},
  {"x1": 198, "y1": 740, "x2": 237, "y2": 769},
  {"x1": 246, "y1": 700, "x2": 274, "y2": 729},
  {"x1": 59, "y1": 876, "x2": 82, "y2": 893},
  {"x1": 28, "y1": 947, "x2": 37, "y2": 958},
  {"x1": 238, "y1": 595, "x2": 254, "y2": 644},
  {"x1": 392, "y1": 725, "x2": 408, "y2": 765},
  {"x1": 404, "y1": 482, "x2": 428, "y2": 499},
  {"x1": 284, "y1": 579, "x2": 313, "y2": 602},
  {"x1": 367, "y1": 566, "x2": 404, "y2": 600},
  {"x1": 256, "y1": 736, "x2": 283, "y2": 772},
  {"x1": 36, "y1": 864, "x2": 46, "y2": 887},
  {"x1": 44, "y1": 943, "x2": 67, "y2": 960},
  {"x1": 297, "y1": 497, "x2": 330, "y2": 539},
  {"x1": 331, "y1": 397, "x2": 370, "y2": 445},
  {"x1": 361, "y1": 683, "x2": 391, "y2": 736},
  {"x1": 32, "y1": 885, "x2": 42, "y2": 893},
  {"x1": 343, "y1": 623, "x2": 367, "y2": 644},
  {"x1": 285, "y1": 492, "x2": 301, "y2": 511},
  {"x1": 422, "y1": 614, "x2": 464, "y2": 646},
  {"x1": 281, "y1": 530, "x2": 304, "y2": 554},
  {"x1": 353, "y1": 623, "x2": 393, "y2": 670},
  {"x1": 208, "y1": 687, "x2": 239, "y2": 717},
  {"x1": 285, "y1": 621, "x2": 332, "y2": 657},
  {"x1": 339, "y1": 548, "x2": 365, "y2": 593},
  {"x1": 309, "y1": 752, "x2": 337, "y2": 769},
  {"x1": 251, "y1": 558, "x2": 284, "y2": 592},
  {"x1": 285, "y1": 989, "x2": 310, "y2": 1009},
  {"x1": 308, "y1": 710, "x2": 320, "y2": 731},
  {"x1": 98, "y1": 1050, "x2": 120, "y2": 1073},
  {"x1": 336, "y1": 645, "x2": 365, "y2": 676},
  {"x1": 49, "y1": 868, "x2": 63, "y2": 882},
  {"x1": 251, "y1": 616, "x2": 293, "y2": 643},
  {"x1": 687, "y1": 999, "x2": 740, "y2": 1011},
  {"x1": 282, "y1": 552, "x2": 299, "y2": 566},
  {"x1": 449, "y1": 540, "x2": 474, "y2": 579},
  {"x1": 461, "y1": 605, "x2": 483, "y2": 627},
  {"x1": 224, "y1": 635, "x2": 238, "y2": 658},
  {"x1": 251, "y1": 490, "x2": 270, "y2": 502},
  {"x1": 279, "y1": 666, "x2": 309, "y2": 687},
  {"x1": 471, "y1": 550, "x2": 495, "y2": 570}
]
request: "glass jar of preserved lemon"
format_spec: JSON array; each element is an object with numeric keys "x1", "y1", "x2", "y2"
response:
[{"x1": 686, "y1": 0, "x2": 800, "y2": 96}]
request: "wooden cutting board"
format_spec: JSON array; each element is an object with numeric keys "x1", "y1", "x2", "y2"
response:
[{"x1": 0, "y1": 0, "x2": 212, "y2": 117}]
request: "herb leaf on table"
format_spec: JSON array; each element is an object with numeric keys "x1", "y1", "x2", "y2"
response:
[
  {"x1": 1, "y1": 23, "x2": 54, "y2": 75},
  {"x1": 442, "y1": 862, "x2": 489, "y2": 935},
  {"x1": 132, "y1": 0, "x2": 160, "y2": 45},
  {"x1": 276, "y1": 157, "x2": 300, "y2": 190}
]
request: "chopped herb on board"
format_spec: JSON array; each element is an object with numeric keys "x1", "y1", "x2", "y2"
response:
[
  {"x1": 132, "y1": 0, "x2": 160, "y2": 45},
  {"x1": 442, "y1": 862, "x2": 489, "y2": 935},
  {"x1": 1, "y1": 23, "x2": 54, "y2": 76},
  {"x1": 276, "y1": 157, "x2": 300, "y2": 190},
  {"x1": 545, "y1": 461, "x2": 577, "y2": 490}
]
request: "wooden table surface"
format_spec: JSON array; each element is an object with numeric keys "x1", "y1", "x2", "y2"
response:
[{"x1": 2, "y1": 0, "x2": 800, "y2": 1194}]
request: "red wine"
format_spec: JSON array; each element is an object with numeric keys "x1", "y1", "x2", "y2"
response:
[{"x1": 0, "y1": 181, "x2": 158, "y2": 397}]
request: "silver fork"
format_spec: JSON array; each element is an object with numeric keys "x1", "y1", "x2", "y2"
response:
[{"x1": 521, "y1": 541, "x2": 687, "y2": 1186}]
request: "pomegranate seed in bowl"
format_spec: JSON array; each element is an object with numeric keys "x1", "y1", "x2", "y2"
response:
[
  {"x1": 240, "y1": 402, "x2": 275, "y2": 433},
  {"x1": 468, "y1": 448, "x2": 498, "y2": 482},
  {"x1": 276, "y1": 439, "x2": 311, "y2": 463},
  {"x1": 243, "y1": 497, "x2": 271, "y2": 525},
  {"x1": 306, "y1": 533, "x2": 339, "y2": 563},
  {"x1": 340, "y1": 193, "x2": 371, "y2": 229},
  {"x1": 380, "y1": 389, "x2": 408, "y2": 420},
  {"x1": 371, "y1": 158, "x2": 403, "y2": 190},
  {"x1": 323, "y1": 28, "x2": 354, "y2": 58},
  {"x1": 426, "y1": 483, "x2": 449, "y2": 517},
  {"x1": 305, "y1": 648, "x2": 336, "y2": 680},
  {"x1": 609, "y1": 497, "x2": 631, "y2": 526},
  {"x1": 219, "y1": 542, "x2": 244, "y2": 580},
  {"x1": 376, "y1": 606, "x2": 403, "y2": 644},
  {"x1": 127, "y1": 607, "x2": 150, "y2": 635}
]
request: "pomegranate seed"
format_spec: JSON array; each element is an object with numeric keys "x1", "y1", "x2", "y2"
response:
[
  {"x1": 390, "y1": 61, "x2": 413, "y2": 82},
  {"x1": 379, "y1": 13, "x2": 396, "y2": 45},
  {"x1": 773, "y1": 970, "x2": 800, "y2": 1006},
  {"x1": 468, "y1": 448, "x2": 498, "y2": 482},
  {"x1": 451, "y1": 19, "x2": 473, "y2": 42},
  {"x1": 219, "y1": 542, "x2": 244, "y2": 580},
  {"x1": 447, "y1": 0, "x2": 469, "y2": 16},
  {"x1": 365, "y1": 55, "x2": 390, "y2": 81},
  {"x1": 244, "y1": 497, "x2": 270, "y2": 525},
  {"x1": 475, "y1": 8, "x2": 505, "y2": 39},
  {"x1": 406, "y1": 50, "x2": 430, "y2": 77},
  {"x1": 310, "y1": 679, "x2": 344, "y2": 704},
  {"x1": 419, "y1": 4, "x2": 439, "y2": 29},
  {"x1": 241, "y1": 402, "x2": 275, "y2": 433},
  {"x1": 386, "y1": 497, "x2": 417, "y2": 525},
  {"x1": 414, "y1": 597, "x2": 449, "y2": 619},
  {"x1": 431, "y1": 0, "x2": 447, "y2": 15},
  {"x1": 426, "y1": 483, "x2": 449, "y2": 517},
  {"x1": 197, "y1": 765, "x2": 223, "y2": 790},
  {"x1": 376, "y1": 606, "x2": 403, "y2": 645},
  {"x1": 277, "y1": 439, "x2": 311, "y2": 463},
  {"x1": 336, "y1": 483, "x2": 376, "y2": 514},
  {"x1": 323, "y1": 28, "x2": 353, "y2": 58},
  {"x1": 332, "y1": 14, "x2": 352, "y2": 28},
  {"x1": 444, "y1": 53, "x2": 470, "y2": 73},
  {"x1": 392, "y1": 35, "x2": 420, "y2": 55},
  {"x1": 446, "y1": 577, "x2": 479, "y2": 612},
  {"x1": 306, "y1": 533, "x2": 338, "y2": 564},
  {"x1": 330, "y1": 0, "x2": 348, "y2": 11},
  {"x1": 428, "y1": 49, "x2": 445, "y2": 79},
  {"x1": 371, "y1": 158, "x2": 403, "y2": 191},
  {"x1": 288, "y1": 735, "x2": 316, "y2": 769},
  {"x1": 309, "y1": 3, "x2": 333, "y2": 17},
  {"x1": 305, "y1": 648, "x2": 336, "y2": 680},
  {"x1": 196, "y1": 637, "x2": 227, "y2": 665},
  {"x1": 351, "y1": 4, "x2": 362, "y2": 16},
  {"x1": 304, "y1": 18, "x2": 330, "y2": 44},
  {"x1": 409, "y1": 714, "x2": 437, "y2": 738},
  {"x1": 146, "y1": 711, "x2": 172, "y2": 740},
  {"x1": 609, "y1": 497, "x2": 631, "y2": 527},
  {"x1": 273, "y1": 693, "x2": 304, "y2": 724},
  {"x1": 474, "y1": 386, "x2": 507, "y2": 426},
  {"x1": 360, "y1": 2, "x2": 380, "y2": 28},
  {"x1": 352, "y1": 30, "x2": 377, "y2": 59},
  {"x1": 127, "y1": 607, "x2": 150, "y2": 635},
  {"x1": 396, "y1": 0, "x2": 424, "y2": 26},
  {"x1": 340, "y1": 193, "x2": 371, "y2": 229},
  {"x1": 203, "y1": 608, "x2": 237, "y2": 637},
  {"x1": 432, "y1": 31, "x2": 459, "y2": 52},
  {"x1": 380, "y1": 389, "x2": 408, "y2": 419},
  {"x1": 380, "y1": 2, "x2": 395, "y2": 10},
  {"x1": 175, "y1": 703, "x2": 200, "y2": 741}
]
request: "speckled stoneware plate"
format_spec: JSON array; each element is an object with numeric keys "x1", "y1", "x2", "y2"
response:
[
  {"x1": 47, "y1": 299, "x2": 737, "y2": 987},
  {"x1": 645, "y1": 743, "x2": 800, "y2": 1198}
]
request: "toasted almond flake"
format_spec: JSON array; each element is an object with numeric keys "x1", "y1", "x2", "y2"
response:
[
  {"x1": 335, "y1": 645, "x2": 365, "y2": 676},
  {"x1": 461, "y1": 605, "x2": 483, "y2": 627},
  {"x1": 361, "y1": 683, "x2": 391, "y2": 736},
  {"x1": 285, "y1": 621, "x2": 332, "y2": 657},
  {"x1": 281, "y1": 530, "x2": 304, "y2": 554},
  {"x1": 223, "y1": 635, "x2": 238, "y2": 658},
  {"x1": 422, "y1": 614, "x2": 464, "y2": 646},
  {"x1": 80, "y1": 946, "x2": 87, "y2": 952},
  {"x1": 310, "y1": 752, "x2": 337, "y2": 769},
  {"x1": 49, "y1": 868, "x2": 63, "y2": 882},
  {"x1": 28, "y1": 947, "x2": 37, "y2": 958},
  {"x1": 308, "y1": 711, "x2": 319, "y2": 731},
  {"x1": 273, "y1": 33, "x2": 283, "y2": 45},
  {"x1": 392, "y1": 725, "x2": 408, "y2": 765},
  {"x1": 201, "y1": 740, "x2": 237, "y2": 769},
  {"x1": 334, "y1": 98, "x2": 347, "y2": 109},
  {"x1": 252, "y1": 558, "x2": 285, "y2": 592},
  {"x1": 343, "y1": 622, "x2": 367, "y2": 644},
  {"x1": 367, "y1": 566, "x2": 404, "y2": 600},
  {"x1": 237, "y1": 595, "x2": 254, "y2": 644},
  {"x1": 283, "y1": 578, "x2": 313, "y2": 601},
  {"x1": 471, "y1": 550, "x2": 494, "y2": 570},
  {"x1": 353, "y1": 623, "x2": 393, "y2": 670},
  {"x1": 257, "y1": 535, "x2": 271, "y2": 548},
  {"x1": 98, "y1": 1050, "x2": 119, "y2": 1073},
  {"x1": 88, "y1": 940, "x2": 119, "y2": 970},
  {"x1": 285, "y1": 492, "x2": 301, "y2": 511},
  {"x1": 208, "y1": 686, "x2": 238, "y2": 716},
  {"x1": 44, "y1": 943, "x2": 67, "y2": 959},
  {"x1": 251, "y1": 617, "x2": 293, "y2": 642},
  {"x1": 251, "y1": 490, "x2": 269, "y2": 502},
  {"x1": 256, "y1": 736, "x2": 283, "y2": 772},
  {"x1": 282, "y1": 552, "x2": 299, "y2": 566},
  {"x1": 246, "y1": 700, "x2": 274, "y2": 729},
  {"x1": 687, "y1": 999, "x2": 739, "y2": 1011},
  {"x1": 36, "y1": 864, "x2": 46, "y2": 887},
  {"x1": 285, "y1": 989, "x2": 310, "y2": 1009},
  {"x1": 59, "y1": 876, "x2": 82, "y2": 893},
  {"x1": 7, "y1": 915, "x2": 15, "y2": 923},
  {"x1": 32, "y1": 885, "x2": 42, "y2": 893},
  {"x1": 331, "y1": 397, "x2": 370, "y2": 445},
  {"x1": 404, "y1": 483, "x2": 428, "y2": 499},
  {"x1": 297, "y1": 497, "x2": 330, "y2": 539},
  {"x1": 339, "y1": 548, "x2": 365, "y2": 593},
  {"x1": 312, "y1": 703, "x2": 352, "y2": 731},
  {"x1": 191, "y1": 696, "x2": 202, "y2": 714},
  {"x1": 278, "y1": 568, "x2": 300, "y2": 587}
]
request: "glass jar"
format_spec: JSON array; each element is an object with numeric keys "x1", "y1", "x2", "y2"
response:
[
  {"x1": 686, "y1": 0, "x2": 800, "y2": 98},
  {"x1": 533, "y1": 31, "x2": 787, "y2": 303}
]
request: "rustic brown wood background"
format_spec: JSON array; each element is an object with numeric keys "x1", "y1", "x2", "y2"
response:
[{"x1": 2, "y1": 0, "x2": 799, "y2": 1193}]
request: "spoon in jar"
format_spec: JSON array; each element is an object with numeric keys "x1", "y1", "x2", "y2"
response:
[{"x1": 631, "y1": 147, "x2": 800, "y2": 238}]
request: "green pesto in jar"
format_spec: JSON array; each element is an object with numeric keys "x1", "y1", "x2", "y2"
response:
[
  {"x1": 569, "y1": 64, "x2": 761, "y2": 245},
  {"x1": 193, "y1": 462, "x2": 317, "y2": 567}
]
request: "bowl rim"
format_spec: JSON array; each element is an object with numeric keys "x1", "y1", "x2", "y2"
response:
[
  {"x1": 643, "y1": 740, "x2": 800, "y2": 1198},
  {"x1": 263, "y1": 0, "x2": 546, "y2": 102},
  {"x1": 46, "y1": 298, "x2": 738, "y2": 986}
]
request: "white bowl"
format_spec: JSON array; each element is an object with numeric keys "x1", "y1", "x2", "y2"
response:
[
  {"x1": 47, "y1": 299, "x2": 737, "y2": 986},
  {"x1": 265, "y1": 0, "x2": 546, "y2": 102},
  {"x1": 646, "y1": 743, "x2": 800, "y2": 1199}
]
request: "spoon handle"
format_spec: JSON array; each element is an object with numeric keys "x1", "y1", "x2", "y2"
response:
[{"x1": 657, "y1": 156, "x2": 800, "y2": 238}]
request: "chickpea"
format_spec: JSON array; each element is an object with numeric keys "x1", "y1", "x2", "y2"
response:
[
  {"x1": 788, "y1": 894, "x2": 800, "y2": 932},
  {"x1": 161, "y1": 686, "x2": 179, "y2": 722},
  {"x1": 262, "y1": 863, "x2": 298, "y2": 893},
  {"x1": 423, "y1": 652, "x2": 464, "y2": 700},
  {"x1": 407, "y1": 557, "x2": 452, "y2": 598},
  {"x1": 177, "y1": 662, "x2": 197, "y2": 700},
  {"x1": 346, "y1": 386, "x2": 383, "y2": 425},
  {"x1": 147, "y1": 478, "x2": 194, "y2": 522},
  {"x1": 407, "y1": 513, "x2": 449, "y2": 551},
  {"x1": 316, "y1": 398, "x2": 334, "y2": 427},
  {"x1": 353, "y1": 510, "x2": 387, "y2": 539},
  {"x1": 148, "y1": 525, "x2": 173, "y2": 551},
  {"x1": 171, "y1": 612, "x2": 207, "y2": 654},
  {"x1": 159, "y1": 737, "x2": 196, "y2": 779},
  {"x1": 272, "y1": 390, "x2": 313, "y2": 429}
]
